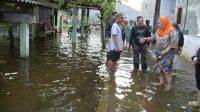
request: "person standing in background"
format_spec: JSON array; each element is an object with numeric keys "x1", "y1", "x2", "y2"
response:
[
  {"x1": 129, "y1": 16, "x2": 151, "y2": 70},
  {"x1": 172, "y1": 23, "x2": 184, "y2": 76},
  {"x1": 107, "y1": 13, "x2": 124, "y2": 73},
  {"x1": 189, "y1": 47, "x2": 200, "y2": 106},
  {"x1": 106, "y1": 12, "x2": 117, "y2": 47}
]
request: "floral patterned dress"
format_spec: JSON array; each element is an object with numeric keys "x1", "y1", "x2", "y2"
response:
[{"x1": 153, "y1": 30, "x2": 179, "y2": 75}]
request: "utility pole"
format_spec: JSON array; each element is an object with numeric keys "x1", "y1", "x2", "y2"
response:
[{"x1": 153, "y1": 0, "x2": 161, "y2": 34}]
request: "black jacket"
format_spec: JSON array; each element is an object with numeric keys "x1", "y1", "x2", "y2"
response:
[
  {"x1": 129, "y1": 25, "x2": 151, "y2": 47},
  {"x1": 178, "y1": 32, "x2": 184, "y2": 48},
  {"x1": 192, "y1": 47, "x2": 200, "y2": 64},
  {"x1": 106, "y1": 19, "x2": 113, "y2": 38}
]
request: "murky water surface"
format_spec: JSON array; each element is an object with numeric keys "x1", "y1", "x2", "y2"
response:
[{"x1": 0, "y1": 32, "x2": 198, "y2": 112}]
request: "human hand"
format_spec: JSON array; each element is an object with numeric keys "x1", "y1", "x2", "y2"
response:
[
  {"x1": 139, "y1": 38, "x2": 146, "y2": 44},
  {"x1": 161, "y1": 51, "x2": 165, "y2": 55},
  {"x1": 192, "y1": 57, "x2": 198, "y2": 65},
  {"x1": 177, "y1": 50, "x2": 182, "y2": 55}
]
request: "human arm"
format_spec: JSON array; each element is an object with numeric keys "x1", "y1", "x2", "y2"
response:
[
  {"x1": 160, "y1": 31, "x2": 179, "y2": 55},
  {"x1": 177, "y1": 32, "x2": 184, "y2": 54},
  {"x1": 129, "y1": 27, "x2": 134, "y2": 46},
  {"x1": 113, "y1": 34, "x2": 120, "y2": 51},
  {"x1": 192, "y1": 47, "x2": 200, "y2": 65}
]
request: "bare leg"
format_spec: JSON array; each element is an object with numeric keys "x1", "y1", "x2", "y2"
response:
[
  {"x1": 198, "y1": 90, "x2": 200, "y2": 103},
  {"x1": 107, "y1": 60, "x2": 117, "y2": 74},
  {"x1": 159, "y1": 75, "x2": 164, "y2": 85},
  {"x1": 162, "y1": 68, "x2": 172, "y2": 91}
]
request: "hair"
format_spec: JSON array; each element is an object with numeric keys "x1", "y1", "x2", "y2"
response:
[
  {"x1": 173, "y1": 23, "x2": 180, "y2": 32},
  {"x1": 116, "y1": 13, "x2": 123, "y2": 18},
  {"x1": 124, "y1": 20, "x2": 128, "y2": 24},
  {"x1": 145, "y1": 19, "x2": 150, "y2": 23},
  {"x1": 137, "y1": 16, "x2": 143, "y2": 21},
  {"x1": 112, "y1": 12, "x2": 117, "y2": 16}
]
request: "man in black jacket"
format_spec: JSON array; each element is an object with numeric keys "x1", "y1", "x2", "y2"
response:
[
  {"x1": 129, "y1": 16, "x2": 151, "y2": 70},
  {"x1": 189, "y1": 47, "x2": 200, "y2": 106},
  {"x1": 106, "y1": 12, "x2": 117, "y2": 39}
]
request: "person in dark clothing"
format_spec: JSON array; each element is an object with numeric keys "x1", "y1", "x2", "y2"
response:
[
  {"x1": 106, "y1": 12, "x2": 117, "y2": 38},
  {"x1": 129, "y1": 16, "x2": 151, "y2": 70},
  {"x1": 145, "y1": 19, "x2": 152, "y2": 45},
  {"x1": 172, "y1": 23, "x2": 184, "y2": 75},
  {"x1": 173, "y1": 23, "x2": 184, "y2": 53},
  {"x1": 106, "y1": 12, "x2": 117, "y2": 61},
  {"x1": 145, "y1": 19, "x2": 152, "y2": 34},
  {"x1": 189, "y1": 47, "x2": 200, "y2": 106}
]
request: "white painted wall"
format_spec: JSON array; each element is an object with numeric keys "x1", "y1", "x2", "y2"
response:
[
  {"x1": 181, "y1": 35, "x2": 200, "y2": 60},
  {"x1": 141, "y1": 0, "x2": 156, "y2": 26},
  {"x1": 160, "y1": 0, "x2": 176, "y2": 22}
]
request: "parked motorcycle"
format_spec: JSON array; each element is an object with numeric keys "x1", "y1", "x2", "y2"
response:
[{"x1": 68, "y1": 25, "x2": 91, "y2": 36}]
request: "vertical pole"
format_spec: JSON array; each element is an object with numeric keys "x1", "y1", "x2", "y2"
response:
[
  {"x1": 153, "y1": 0, "x2": 161, "y2": 34},
  {"x1": 57, "y1": 10, "x2": 61, "y2": 33},
  {"x1": 72, "y1": 3, "x2": 78, "y2": 43},
  {"x1": 8, "y1": 24, "x2": 14, "y2": 48},
  {"x1": 52, "y1": 8, "x2": 55, "y2": 28},
  {"x1": 81, "y1": 8, "x2": 86, "y2": 37},
  {"x1": 183, "y1": 0, "x2": 188, "y2": 30},
  {"x1": 100, "y1": 10, "x2": 105, "y2": 49},
  {"x1": 86, "y1": 8, "x2": 90, "y2": 26},
  {"x1": 20, "y1": 23, "x2": 29, "y2": 58},
  {"x1": 60, "y1": 15, "x2": 63, "y2": 35}
]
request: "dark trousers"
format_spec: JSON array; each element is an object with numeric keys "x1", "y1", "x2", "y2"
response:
[
  {"x1": 133, "y1": 46, "x2": 147, "y2": 69},
  {"x1": 196, "y1": 63, "x2": 200, "y2": 90}
]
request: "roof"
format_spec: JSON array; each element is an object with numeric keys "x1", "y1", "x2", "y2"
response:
[
  {"x1": 11, "y1": 0, "x2": 47, "y2": 6},
  {"x1": 2, "y1": 0, "x2": 59, "y2": 9}
]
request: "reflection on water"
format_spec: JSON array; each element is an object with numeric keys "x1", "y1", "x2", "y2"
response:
[{"x1": 0, "y1": 31, "x2": 198, "y2": 112}]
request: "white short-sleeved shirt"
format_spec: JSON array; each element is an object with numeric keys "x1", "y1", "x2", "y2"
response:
[{"x1": 109, "y1": 23, "x2": 123, "y2": 50}]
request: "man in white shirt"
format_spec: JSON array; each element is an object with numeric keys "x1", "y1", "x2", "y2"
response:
[{"x1": 107, "y1": 13, "x2": 124, "y2": 72}]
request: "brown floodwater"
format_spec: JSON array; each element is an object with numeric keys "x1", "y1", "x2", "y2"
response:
[{"x1": 0, "y1": 31, "x2": 198, "y2": 112}]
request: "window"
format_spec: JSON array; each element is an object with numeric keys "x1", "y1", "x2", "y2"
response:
[{"x1": 177, "y1": 7, "x2": 182, "y2": 24}]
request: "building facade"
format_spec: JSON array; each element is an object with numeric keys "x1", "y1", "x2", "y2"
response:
[{"x1": 176, "y1": 0, "x2": 200, "y2": 35}]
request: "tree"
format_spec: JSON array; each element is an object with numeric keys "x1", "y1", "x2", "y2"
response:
[{"x1": 63, "y1": 0, "x2": 124, "y2": 21}]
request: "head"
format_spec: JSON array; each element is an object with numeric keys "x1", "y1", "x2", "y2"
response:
[
  {"x1": 129, "y1": 20, "x2": 133, "y2": 25},
  {"x1": 145, "y1": 19, "x2": 150, "y2": 25},
  {"x1": 112, "y1": 12, "x2": 117, "y2": 21},
  {"x1": 115, "y1": 13, "x2": 124, "y2": 24},
  {"x1": 137, "y1": 16, "x2": 144, "y2": 27},
  {"x1": 124, "y1": 20, "x2": 128, "y2": 26},
  {"x1": 157, "y1": 16, "x2": 173, "y2": 36},
  {"x1": 173, "y1": 23, "x2": 180, "y2": 32},
  {"x1": 134, "y1": 21, "x2": 137, "y2": 26}
]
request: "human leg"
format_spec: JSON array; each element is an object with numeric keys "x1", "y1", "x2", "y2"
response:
[
  {"x1": 161, "y1": 68, "x2": 172, "y2": 91},
  {"x1": 133, "y1": 47, "x2": 140, "y2": 69},
  {"x1": 141, "y1": 46, "x2": 148, "y2": 70}
]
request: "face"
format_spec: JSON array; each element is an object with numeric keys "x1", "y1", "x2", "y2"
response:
[
  {"x1": 112, "y1": 14, "x2": 117, "y2": 21},
  {"x1": 137, "y1": 17, "x2": 144, "y2": 26},
  {"x1": 157, "y1": 20, "x2": 161, "y2": 28},
  {"x1": 117, "y1": 16, "x2": 123, "y2": 24}
]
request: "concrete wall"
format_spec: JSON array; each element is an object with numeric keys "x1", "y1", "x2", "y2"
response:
[
  {"x1": 160, "y1": 0, "x2": 176, "y2": 22},
  {"x1": 141, "y1": 0, "x2": 156, "y2": 26},
  {"x1": 176, "y1": 0, "x2": 200, "y2": 35},
  {"x1": 182, "y1": 35, "x2": 200, "y2": 60},
  {"x1": 141, "y1": 0, "x2": 176, "y2": 26},
  {"x1": 116, "y1": 2, "x2": 140, "y2": 21}
]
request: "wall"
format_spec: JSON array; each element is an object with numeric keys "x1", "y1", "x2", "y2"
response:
[
  {"x1": 176, "y1": 0, "x2": 200, "y2": 35},
  {"x1": 116, "y1": 2, "x2": 140, "y2": 21},
  {"x1": 182, "y1": 35, "x2": 200, "y2": 60},
  {"x1": 141, "y1": 0, "x2": 156, "y2": 26},
  {"x1": 160, "y1": 0, "x2": 176, "y2": 22}
]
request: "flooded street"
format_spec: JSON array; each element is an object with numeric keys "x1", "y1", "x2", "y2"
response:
[{"x1": 0, "y1": 31, "x2": 198, "y2": 112}]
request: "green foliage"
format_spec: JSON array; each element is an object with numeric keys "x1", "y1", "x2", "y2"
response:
[{"x1": 64, "y1": 0, "x2": 124, "y2": 21}]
